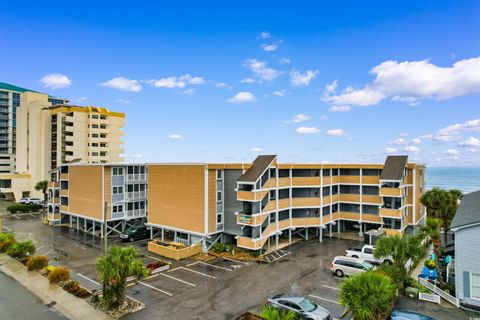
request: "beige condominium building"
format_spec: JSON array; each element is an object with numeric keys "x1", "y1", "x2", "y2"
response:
[
  {"x1": 0, "y1": 82, "x2": 125, "y2": 201},
  {"x1": 48, "y1": 155, "x2": 426, "y2": 252}
]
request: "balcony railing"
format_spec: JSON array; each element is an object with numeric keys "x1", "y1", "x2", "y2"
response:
[
  {"x1": 126, "y1": 191, "x2": 147, "y2": 199},
  {"x1": 126, "y1": 174, "x2": 147, "y2": 181},
  {"x1": 380, "y1": 187, "x2": 402, "y2": 197},
  {"x1": 126, "y1": 209, "x2": 146, "y2": 218}
]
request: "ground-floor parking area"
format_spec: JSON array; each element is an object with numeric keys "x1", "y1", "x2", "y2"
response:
[{"x1": 2, "y1": 205, "x2": 478, "y2": 320}]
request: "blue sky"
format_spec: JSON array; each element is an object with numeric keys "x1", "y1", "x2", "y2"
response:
[{"x1": 1, "y1": 1, "x2": 479, "y2": 166}]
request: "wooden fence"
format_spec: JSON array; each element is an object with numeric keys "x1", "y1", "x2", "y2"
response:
[{"x1": 148, "y1": 241, "x2": 202, "y2": 261}]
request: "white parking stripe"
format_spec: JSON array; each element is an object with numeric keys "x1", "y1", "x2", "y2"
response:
[
  {"x1": 198, "y1": 261, "x2": 233, "y2": 272},
  {"x1": 308, "y1": 294, "x2": 341, "y2": 305},
  {"x1": 220, "y1": 256, "x2": 249, "y2": 265},
  {"x1": 145, "y1": 274, "x2": 160, "y2": 280},
  {"x1": 178, "y1": 266, "x2": 215, "y2": 279},
  {"x1": 42, "y1": 249, "x2": 55, "y2": 256},
  {"x1": 77, "y1": 273, "x2": 101, "y2": 286},
  {"x1": 322, "y1": 284, "x2": 341, "y2": 291},
  {"x1": 2, "y1": 226, "x2": 12, "y2": 232},
  {"x1": 138, "y1": 281, "x2": 173, "y2": 296},
  {"x1": 186, "y1": 261, "x2": 199, "y2": 267},
  {"x1": 159, "y1": 273, "x2": 196, "y2": 287}
]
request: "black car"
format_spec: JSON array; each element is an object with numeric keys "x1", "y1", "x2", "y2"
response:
[{"x1": 119, "y1": 225, "x2": 149, "y2": 242}]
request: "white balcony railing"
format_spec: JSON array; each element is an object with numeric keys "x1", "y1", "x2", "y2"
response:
[
  {"x1": 126, "y1": 191, "x2": 147, "y2": 199},
  {"x1": 126, "y1": 209, "x2": 146, "y2": 218},
  {"x1": 126, "y1": 174, "x2": 147, "y2": 181}
]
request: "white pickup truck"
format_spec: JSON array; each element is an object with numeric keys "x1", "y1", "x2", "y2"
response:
[{"x1": 345, "y1": 245, "x2": 392, "y2": 265}]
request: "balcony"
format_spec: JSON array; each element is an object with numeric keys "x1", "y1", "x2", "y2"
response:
[
  {"x1": 60, "y1": 205, "x2": 68, "y2": 212},
  {"x1": 291, "y1": 217, "x2": 321, "y2": 227},
  {"x1": 237, "y1": 190, "x2": 268, "y2": 202},
  {"x1": 237, "y1": 236, "x2": 264, "y2": 250},
  {"x1": 291, "y1": 177, "x2": 321, "y2": 186},
  {"x1": 126, "y1": 191, "x2": 147, "y2": 199},
  {"x1": 60, "y1": 173, "x2": 68, "y2": 180},
  {"x1": 362, "y1": 213, "x2": 382, "y2": 223},
  {"x1": 339, "y1": 175, "x2": 361, "y2": 184},
  {"x1": 380, "y1": 207, "x2": 403, "y2": 218},
  {"x1": 291, "y1": 197, "x2": 321, "y2": 207},
  {"x1": 339, "y1": 194, "x2": 361, "y2": 202},
  {"x1": 236, "y1": 212, "x2": 268, "y2": 226},
  {"x1": 362, "y1": 195, "x2": 382, "y2": 204},
  {"x1": 380, "y1": 187, "x2": 402, "y2": 197},
  {"x1": 338, "y1": 211, "x2": 361, "y2": 220},
  {"x1": 60, "y1": 189, "x2": 68, "y2": 196},
  {"x1": 126, "y1": 209, "x2": 146, "y2": 218},
  {"x1": 126, "y1": 173, "x2": 147, "y2": 182},
  {"x1": 48, "y1": 181, "x2": 60, "y2": 188},
  {"x1": 362, "y1": 176, "x2": 380, "y2": 184}
]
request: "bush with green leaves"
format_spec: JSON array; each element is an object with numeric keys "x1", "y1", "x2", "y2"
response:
[
  {"x1": 47, "y1": 266, "x2": 71, "y2": 283},
  {"x1": 6, "y1": 239, "x2": 35, "y2": 259},
  {"x1": 27, "y1": 255, "x2": 49, "y2": 271},
  {"x1": 212, "y1": 242, "x2": 227, "y2": 253},
  {"x1": 0, "y1": 233, "x2": 16, "y2": 253},
  {"x1": 259, "y1": 304, "x2": 296, "y2": 320},
  {"x1": 340, "y1": 271, "x2": 396, "y2": 320},
  {"x1": 7, "y1": 203, "x2": 43, "y2": 214}
]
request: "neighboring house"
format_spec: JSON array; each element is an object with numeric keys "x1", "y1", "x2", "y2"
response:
[{"x1": 450, "y1": 190, "x2": 480, "y2": 310}]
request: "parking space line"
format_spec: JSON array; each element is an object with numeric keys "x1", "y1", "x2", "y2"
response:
[
  {"x1": 2, "y1": 226, "x2": 12, "y2": 232},
  {"x1": 43, "y1": 249, "x2": 55, "y2": 256},
  {"x1": 77, "y1": 273, "x2": 101, "y2": 286},
  {"x1": 186, "y1": 261, "x2": 199, "y2": 267},
  {"x1": 198, "y1": 261, "x2": 233, "y2": 272},
  {"x1": 178, "y1": 266, "x2": 215, "y2": 279},
  {"x1": 167, "y1": 266, "x2": 182, "y2": 273},
  {"x1": 146, "y1": 255, "x2": 165, "y2": 262},
  {"x1": 322, "y1": 284, "x2": 341, "y2": 291},
  {"x1": 145, "y1": 274, "x2": 160, "y2": 280},
  {"x1": 138, "y1": 281, "x2": 173, "y2": 296},
  {"x1": 159, "y1": 273, "x2": 196, "y2": 287},
  {"x1": 220, "y1": 256, "x2": 249, "y2": 265},
  {"x1": 308, "y1": 294, "x2": 341, "y2": 305}
]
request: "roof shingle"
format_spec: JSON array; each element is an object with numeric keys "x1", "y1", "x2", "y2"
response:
[
  {"x1": 451, "y1": 190, "x2": 480, "y2": 230},
  {"x1": 380, "y1": 155, "x2": 408, "y2": 180},
  {"x1": 237, "y1": 155, "x2": 277, "y2": 183}
]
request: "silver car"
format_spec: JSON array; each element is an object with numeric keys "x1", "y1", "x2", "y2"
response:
[{"x1": 267, "y1": 294, "x2": 331, "y2": 320}]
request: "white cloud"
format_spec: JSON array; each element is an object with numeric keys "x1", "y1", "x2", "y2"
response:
[
  {"x1": 227, "y1": 91, "x2": 256, "y2": 103},
  {"x1": 292, "y1": 113, "x2": 310, "y2": 123},
  {"x1": 326, "y1": 80, "x2": 338, "y2": 93},
  {"x1": 289, "y1": 69, "x2": 318, "y2": 87},
  {"x1": 75, "y1": 96, "x2": 87, "y2": 102},
  {"x1": 445, "y1": 148, "x2": 460, "y2": 156},
  {"x1": 244, "y1": 59, "x2": 280, "y2": 82},
  {"x1": 262, "y1": 43, "x2": 279, "y2": 52},
  {"x1": 101, "y1": 77, "x2": 142, "y2": 92},
  {"x1": 385, "y1": 147, "x2": 398, "y2": 153},
  {"x1": 259, "y1": 31, "x2": 270, "y2": 39},
  {"x1": 324, "y1": 86, "x2": 384, "y2": 106},
  {"x1": 323, "y1": 57, "x2": 480, "y2": 106},
  {"x1": 115, "y1": 99, "x2": 131, "y2": 104},
  {"x1": 432, "y1": 119, "x2": 480, "y2": 142},
  {"x1": 411, "y1": 138, "x2": 422, "y2": 144},
  {"x1": 177, "y1": 88, "x2": 194, "y2": 95},
  {"x1": 149, "y1": 74, "x2": 204, "y2": 89},
  {"x1": 40, "y1": 73, "x2": 72, "y2": 89},
  {"x1": 329, "y1": 105, "x2": 351, "y2": 112},
  {"x1": 215, "y1": 82, "x2": 227, "y2": 88},
  {"x1": 273, "y1": 89, "x2": 287, "y2": 96},
  {"x1": 326, "y1": 129, "x2": 346, "y2": 137},
  {"x1": 468, "y1": 148, "x2": 477, "y2": 154},
  {"x1": 168, "y1": 134, "x2": 182, "y2": 139},
  {"x1": 240, "y1": 78, "x2": 256, "y2": 84},
  {"x1": 399, "y1": 132, "x2": 409, "y2": 137},
  {"x1": 458, "y1": 137, "x2": 480, "y2": 147},
  {"x1": 404, "y1": 145, "x2": 421, "y2": 153},
  {"x1": 295, "y1": 126, "x2": 321, "y2": 134},
  {"x1": 279, "y1": 57, "x2": 290, "y2": 64},
  {"x1": 320, "y1": 115, "x2": 328, "y2": 120},
  {"x1": 391, "y1": 138, "x2": 405, "y2": 145},
  {"x1": 251, "y1": 147, "x2": 263, "y2": 152}
]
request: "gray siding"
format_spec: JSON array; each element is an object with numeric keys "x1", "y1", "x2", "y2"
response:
[
  {"x1": 112, "y1": 175, "x2": 124, "y2": 186},
  {"x1": 223, "y1": 169, "x2": 244, "y2": 236},
  {"x1": 455, "y1": 225, "x2": 480, "y2": 307}
]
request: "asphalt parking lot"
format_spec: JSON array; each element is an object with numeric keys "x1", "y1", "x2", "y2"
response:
[{"x1": 2, "y1": 204, "x2": 477, "y2": 320}]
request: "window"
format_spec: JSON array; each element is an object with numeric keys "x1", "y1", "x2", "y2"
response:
[
  {"x1": 217, "y1": 170, "x2": 222, "y2": 179},
  {"x1": 112, "y1": 205, "x2": 123, "y2": 213},
  {"x1": 217, "y1": 191, "x2": 222, "y2": 202},
  {"x1": 364, "y1": 247, "x2": 373, "y2": 254},
  {"x1": 217, "y1": 214, "x2": 222, "y2": 224},
  {"x1": 472, "y1": 273, "x2": 480, "y2": 300},
  {"x1": 91, "y1": 114, "x2": 99, "y2": 119},
  {"x1": 92, "y1": 124, "x2": 99, "y2": 128},
  {"x1": 112, "y1": 167, "x2": 123, "y2": 176},
  {"x1": 113, "y1": 186, "x2": 123, "y2": 194}
]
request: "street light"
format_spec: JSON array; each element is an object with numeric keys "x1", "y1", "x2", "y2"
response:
[{"x1": 103, "y1": 200, "x2": 124, "y2": 255}]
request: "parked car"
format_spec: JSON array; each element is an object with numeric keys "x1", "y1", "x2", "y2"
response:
[
  {"x1": 266, "y1": 294, "x2": 331, "y2": 320},
  {"x1": 387, "y1": 309, "x2": 436, "y2": 320},
  {"x1": 19, "y1": 197, "x2": 43, "y2": 205},
  {"x1": 345, "y1": 244, "x2": 392, "y2": 265},
  {"x1": 119, "y1": 225, "x2": 149, "y2": 242},
  {"x1": 330, "y1": 256, "x2": 375, "y2": 277}
]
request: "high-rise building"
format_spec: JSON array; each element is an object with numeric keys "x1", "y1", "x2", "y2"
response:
[
  {"x1": 48, "y1": 155, "x2": 426, "y2": 252},
  {"x1": 0, "y1": 82, "x2": 125, "y2": 201}
]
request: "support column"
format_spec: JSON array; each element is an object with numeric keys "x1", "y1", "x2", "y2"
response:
[
  {"x1": 161, "y1": 229, "x2": 164, "y2": 242},
  {"x1": 275, "y1": 234, "x2": 279, "y2": 250},
  {"x1": 84, "y1": 218, "x2": 87, "y2": 232},
  {"x1": 69, "y1": 215, "x2": 72, "y2": 229},
  {"x1": 122, "y1": 221, "x2": 126, "y2": 232},
  {"x1": 93, "y1": 221, "x2": 95, "y2": 236},
  {"x1": 76, "y1": 217, "x2": 79, "y2": 231},
  {"x1": 100, "y1": 222, "x2": 104, "y2": 238},
  {"x1": 150, "y1": 227, "x2": 153, "y2": 239},
  {"x1": 289, "y1": 229, "x2": 292, "y2": 244},
  {"x1": 329, "y1": 224, "x2": 332, "y2": 238},
  {"x1": 306, "y1": 228, "x2": 309, "y2": 240},
  {"x1": 319, "y1": 227, "x2": 323, "y2": 242},
  {"x1": 268, "y1": 236, "x2": 271, "y2": 251},
  {"x1": 338, "y1": 221, "x2": 340, "y2": 234}
]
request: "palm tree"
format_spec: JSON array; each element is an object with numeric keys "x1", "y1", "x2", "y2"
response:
[
  {"x1": 96, "y1": 245, "x2": 148, "y2": 310},
  {"x1": 34, "y1": 180, "x2": 48, "y2": 213},
  {"x1": 419, "y1": 217, "x2": 443, "y2": 283},
  {"x1": 374, "y1": 234, "x2": 425, "y2": 289},
  {"x1": 340, "y1": 271, "x2": 396, "y2": 320}
]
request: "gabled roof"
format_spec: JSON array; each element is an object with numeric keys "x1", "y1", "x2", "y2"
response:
[
  {"x1": 237, "y1": 155, "x2": 276, "y2": 183},
  {"x1": 380, "y1": 155, "x2": 408, "y2": 181},
  {"x1": 451, "y1": 190, "x2": 480, "y2": 230}
]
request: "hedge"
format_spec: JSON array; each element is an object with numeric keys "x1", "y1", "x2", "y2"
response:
[{"x1": 7, "y1": 203, "x2": 43, "y2": 214}]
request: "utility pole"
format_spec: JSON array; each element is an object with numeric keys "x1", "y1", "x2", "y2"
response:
[{"x1": 104, "y1": 201, "x2": 108, "y2": 255}]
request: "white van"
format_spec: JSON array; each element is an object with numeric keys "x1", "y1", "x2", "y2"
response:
[{"x1": 329, "y1": 256, "x2": 375, "y2": 277}]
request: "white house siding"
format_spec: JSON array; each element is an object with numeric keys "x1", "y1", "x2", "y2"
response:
[{"x1": 455, "y1": 225, "x2": 480, "y2": 308}]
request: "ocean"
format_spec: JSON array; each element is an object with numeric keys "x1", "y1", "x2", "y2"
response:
[{"x1": 426, "y1": 167, "x2": 480, "y2": 194}]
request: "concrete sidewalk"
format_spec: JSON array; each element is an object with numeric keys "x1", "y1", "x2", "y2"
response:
[{"x1": 0, "y1": 253, "x2": 110, "y2": 320}]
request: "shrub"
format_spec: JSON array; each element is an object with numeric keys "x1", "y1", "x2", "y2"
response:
[
  {"x1": 146, "y1": 261, "x2": 167, "y2": 271},
  {"x1": 20, "y1": 256, "x2": 32, "y2": 266},
  {"x1": 212, "y1": 242, "x2": 227, "y2": 253},
  {"x1": 6, "y1": 203, "x2": 42, "y2": 214},
  {"x1": 63, "y1": 280, "x2": 90, "y2": 298},
  {"x1": 47, "y1": 266, "x2": 70, "y2": 283},
  {"x1": 0, "y1": 233, "x2": 16, "y2": 252},
  {"x1": 27, "y1": 255, "x2": 49, "y2": 271},
  {"x1": 7, "y1": 240, "x2": 35, "y2": 259},
  {"x1": 259, "y1": 304, "x2": 296, "y2": 320}
]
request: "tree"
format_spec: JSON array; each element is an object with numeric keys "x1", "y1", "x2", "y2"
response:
[
  {"x1": 35, "y1": 180, "x2": 48, "y2": 213},
  {"x1": 374, "y1": 234, "x2": 425, "y2": 290},
  {"x1": 421, "y1": 188, "x2": 463, "y2": 245},
  {"x1": 419, "y1": 217, "x2": 443, "y2": 283},
  {"x1": 340, "y1": 271, "x2": 396, "y2": 320},
  {"x1": 96, "y1": 245, "x2": 148, "y2": 310},
  {"x1": 259, "y1": 305, "x2": 296, "y2": 320}
]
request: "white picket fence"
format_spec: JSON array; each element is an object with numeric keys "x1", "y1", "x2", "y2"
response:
[
  {"x1": 419, "y1": 292, "x2": 441, "y2": 305},
  {"x1": 419, "y1": 277, "x2": 459, "y2": 307}
]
